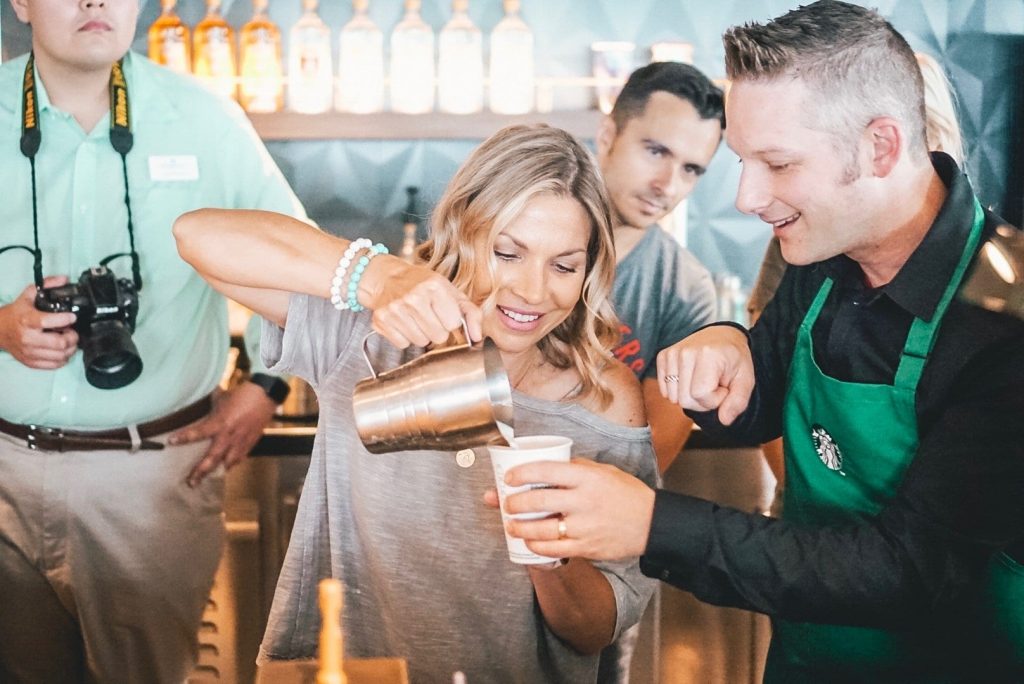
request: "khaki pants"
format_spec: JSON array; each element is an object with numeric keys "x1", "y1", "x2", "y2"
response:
[{"x1": 0, "y1": 429, "x2": 225, "y2": 684}]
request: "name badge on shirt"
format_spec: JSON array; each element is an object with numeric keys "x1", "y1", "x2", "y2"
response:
[{"x1": 148, "y1": 155, "x2": 199, "y2": 182}]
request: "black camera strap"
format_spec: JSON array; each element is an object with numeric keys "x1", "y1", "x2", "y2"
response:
[
  {"x1": 9, "y1": 52, "x2": 143, "y2": 291},
  {"x1": 0, "y1": 55, "x2": 45, "y2": 286},
  {"x1": 103, "y1": 59, "x2": 142, "y2": 292}
]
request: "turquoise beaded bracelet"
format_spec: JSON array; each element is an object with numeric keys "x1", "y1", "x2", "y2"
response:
[
  {"x1": 346, "y1": 242, "x2": 389, "y2": 313},
  {"x1": 330, "y1": 238, "x2": 372, "y2": 311}
]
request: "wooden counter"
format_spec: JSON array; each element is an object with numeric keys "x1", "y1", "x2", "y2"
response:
[{"x1": 255, "y1": 657, "x2": 408, "y2": 684}]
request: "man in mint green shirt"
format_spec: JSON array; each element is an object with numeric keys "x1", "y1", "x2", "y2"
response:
[{"x1": 0, "y1": 1, "x2": 306, "y2": 682}]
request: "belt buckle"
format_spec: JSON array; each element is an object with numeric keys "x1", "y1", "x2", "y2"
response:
[{"x1": 26, "y1": 425, "x2": 63, "y2": 452}]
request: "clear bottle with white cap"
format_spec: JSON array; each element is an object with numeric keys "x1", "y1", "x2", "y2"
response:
[
  {"x1": 288, "y1": 0, "x2": 333, "y2": 114},
  {"x1": 488, "y1": 0, "x2": 533, "y2": 114},
  {"x1": 715, "y1": 273, "x2": 749, "y2": 325},
  {"x1": 336, "y1": 0, "x2": 384, "y2": 113},
  {"x1": 389, "y1": 0, "x2": 435, "y2": 114},
  {"x1": 438, "y1": 0, "x2": 483, "y2": 114}
]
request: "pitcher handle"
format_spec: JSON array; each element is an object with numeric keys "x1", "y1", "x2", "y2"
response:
[{"x1": 361, "y1": 318, "x2": 473, "y2": 379}]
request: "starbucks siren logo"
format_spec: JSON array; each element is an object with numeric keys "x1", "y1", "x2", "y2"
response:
[{"x1": 811, "y1": 424, "x2": 844, "y2": 474}]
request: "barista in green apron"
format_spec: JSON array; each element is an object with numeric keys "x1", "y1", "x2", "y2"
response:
[{"x1": 768, "y1": 198, "x2": 1024, "y2": 681}]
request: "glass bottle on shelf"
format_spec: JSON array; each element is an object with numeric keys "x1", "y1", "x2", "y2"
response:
[
  {"x1": 336, "y1": 0, "x2": 384, "y2": 114},
  {"x1": 288, "y1": 0, "x2": 333, "y2": 114},
  {"x1": 193, "y1": 0, "x2": 237, "y2": 101},
  {"x1": 389, "y1": 0, "x2": 435, "y2": 114},
  {"x1": 400, "y1": 186, "x2": 420, "y2": 262},
  {"x1": 715, "y1": 273, "x2": 749, "y2": 325},
  {"x1": 239, "y1": 0, "x2": 284, "y2": 113},
  {"x1": 438, "y1": 0, "x2": 483, "y2": 114},
  {"x1": 489, "y1": 0, "x2": 533, "y2": 114},
  {"x1": 148, "y1": 0, "x2": 191, "y2": 74}
]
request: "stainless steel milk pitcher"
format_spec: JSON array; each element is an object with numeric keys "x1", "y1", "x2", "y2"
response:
[{"x1": 352, "y1": 321, "x2": 514, "y2": 453}]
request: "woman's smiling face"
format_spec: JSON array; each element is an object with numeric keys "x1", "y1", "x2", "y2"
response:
[{"x1": 472, "y1": 193, "x2": 591, "y2": 361}]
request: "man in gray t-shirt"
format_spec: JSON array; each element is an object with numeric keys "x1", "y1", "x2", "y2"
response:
[
  {"x1": 598, "y1": 62, "x2": 724, "y2": 474},
  {"x1": 594, "y1": 61, "x2": 724, "y2": 684}
]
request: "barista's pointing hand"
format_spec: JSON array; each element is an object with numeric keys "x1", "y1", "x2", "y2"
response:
[
  {"x1": 359, "y1": 255, "x2": 483, "y2": 349},
  {"x1": 656, "y1": 325, "x2": 755, "y2": 426}
]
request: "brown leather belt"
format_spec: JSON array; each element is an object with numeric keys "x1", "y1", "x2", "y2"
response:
[{"x1": 0, "y1": 394, "x2": 213, "y2": 452}]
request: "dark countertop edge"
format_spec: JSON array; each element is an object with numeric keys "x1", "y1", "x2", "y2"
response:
[
  {"x1": 251, "y1": 420, "x2": 752, "y2": 457},
  {"x1": 252, "y1": 419, "x2": 317, "y2": 457}
]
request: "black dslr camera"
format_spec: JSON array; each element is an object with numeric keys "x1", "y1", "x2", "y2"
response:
[{"x1": 35, "y1": 266, "x2": 142, "y2": 389}]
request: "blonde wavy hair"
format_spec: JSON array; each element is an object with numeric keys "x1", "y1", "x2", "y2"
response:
[
  {"x1": 915, "y1": 52, "x2": 964, "y2": 166},
  {"x1": 418, "y1": 124, "x2": 619, "y2": 407}
]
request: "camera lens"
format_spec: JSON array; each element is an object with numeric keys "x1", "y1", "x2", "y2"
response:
[{"x1": 81, "y1": 320, "x2": 143, "y2": 389}]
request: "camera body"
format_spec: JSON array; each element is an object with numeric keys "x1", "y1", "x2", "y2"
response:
[
  {"x1": 35, "y1": 266, "x2": 142, "y2": 389},
  {"x1": 35, "y1": 265, "x2": 138, "y2": 332}
]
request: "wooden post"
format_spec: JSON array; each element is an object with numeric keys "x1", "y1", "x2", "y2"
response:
[{"x1": 317, "y1": 578, "x2": 347, "y2": 684}]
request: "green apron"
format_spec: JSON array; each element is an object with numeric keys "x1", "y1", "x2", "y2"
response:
[{"x1": 768, "y1": 199, "x2": 1024, "y2": 681}]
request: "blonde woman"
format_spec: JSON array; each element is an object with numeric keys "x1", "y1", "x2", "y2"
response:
[{"x1": 174, "y1": 124, "x2": 657, "y2": 683}]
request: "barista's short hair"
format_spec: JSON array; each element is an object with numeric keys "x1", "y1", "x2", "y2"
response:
[
  {"x1": 723, "y1": 0, "x2": 928, "y2": 162},
  {"x1": 610, "y1": 62, "x2": 725, "y2": 131}
]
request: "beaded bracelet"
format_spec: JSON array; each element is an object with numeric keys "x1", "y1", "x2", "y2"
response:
[
  {"x1": 330, "y1": 238, "x2": 372, "y2": 310},
  {"x1": 346, "y1": 243, "x2": 389, "y2": 313}
]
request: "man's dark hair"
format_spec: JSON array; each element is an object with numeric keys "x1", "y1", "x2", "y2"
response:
[{"x1": 610, "y1": 62, "x2": 725, "y2": 131}]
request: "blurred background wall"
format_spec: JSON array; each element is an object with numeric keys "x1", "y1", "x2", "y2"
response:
[{"x1": 3, "y1": 0, "x2": 1022, "y2": 289}]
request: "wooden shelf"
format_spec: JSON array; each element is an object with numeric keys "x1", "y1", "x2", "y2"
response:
[{"x1": 247, "y1": 109, "x2": 603, "y2": 141}]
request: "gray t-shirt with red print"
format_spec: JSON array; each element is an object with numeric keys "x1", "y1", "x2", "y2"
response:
[{"x1": 612, "y1": 225, "x2": 717, "y2": 379}]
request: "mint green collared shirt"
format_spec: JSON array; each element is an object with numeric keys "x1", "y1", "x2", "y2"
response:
[{"x1": 0, "y1": 52, "x2": 306, "y2": 429}]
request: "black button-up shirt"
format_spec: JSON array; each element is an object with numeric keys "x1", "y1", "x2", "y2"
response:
[{"x1": 641, "y1": 154, "x2": 1024, "y2": 642}]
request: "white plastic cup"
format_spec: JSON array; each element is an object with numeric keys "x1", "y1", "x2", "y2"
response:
[{"x1": 488, "y1": 435, "x2": 572, "y2": 564}]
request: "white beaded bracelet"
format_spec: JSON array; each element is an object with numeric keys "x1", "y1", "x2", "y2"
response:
[{"x1": 330, "y1": 238, "x2": 372, "y2": 310}]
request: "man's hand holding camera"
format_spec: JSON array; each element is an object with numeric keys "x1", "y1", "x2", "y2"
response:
[
  {"x1": 0, "y1": 276, "x2": 77, "y2": 369},
  {"x1": 2, "y1": 272, "x2": 278, "y2": 487}
]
